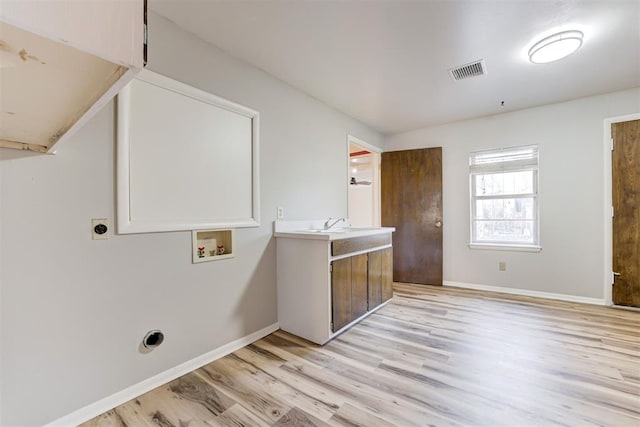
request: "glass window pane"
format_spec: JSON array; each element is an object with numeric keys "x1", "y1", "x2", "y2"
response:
[
  {"x1": 474, "y1": 171, "x2": 534, "y2": 196},
  {"x1": 475, "y1": 198, "x2": 535, "y2": 220},
  {"x1": 469, "y1": 145, "x2": 539, "y2": 246},
  {"x1": 474, "y1": 220, "x2": 535, "y2": 243}
]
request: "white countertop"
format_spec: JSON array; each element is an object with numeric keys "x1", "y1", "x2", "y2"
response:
[{"x1": 274, "y1": 220, "x2": 395, "y2": 241}]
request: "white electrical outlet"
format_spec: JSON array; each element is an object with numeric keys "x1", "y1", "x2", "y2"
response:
[
  {"x1": 499, "y1": 261, "x2": 506, "y2": 271},
  {"x1": 277, "y1": 206, "x2": 284, "y2": 220},
  {"x1": 92, "y1": 218, "x2": 109, "y2": 240}
]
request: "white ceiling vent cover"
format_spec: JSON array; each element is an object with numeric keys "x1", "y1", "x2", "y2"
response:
[{"x1": 449, "y1": 60, "x2": 487, "y2": 81}]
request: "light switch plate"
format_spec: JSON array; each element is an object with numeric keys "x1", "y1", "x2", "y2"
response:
[{"x1": 92, "y1": 218, "x2": 109, "y2": 240}]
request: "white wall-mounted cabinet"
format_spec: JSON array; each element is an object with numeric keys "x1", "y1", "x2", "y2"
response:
[
  {"x1": 0, "y1": 0, "x2": 144, "y2": 153},
  {"x1": 117, "y1": 69, "x2": 260, "y2": 234}
]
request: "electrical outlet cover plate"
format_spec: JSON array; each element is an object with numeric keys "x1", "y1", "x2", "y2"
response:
[{"x1": 92, "y1": 218, "x2": 109, "y2": 240}]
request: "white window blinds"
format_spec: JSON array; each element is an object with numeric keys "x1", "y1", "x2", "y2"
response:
[{"x1": 469, "y1": 145, "x2": 539, "y2": 173}]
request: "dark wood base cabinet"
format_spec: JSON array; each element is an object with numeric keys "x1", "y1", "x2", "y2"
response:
[
  {"x1": 331, "y1": 247, "x2": 393, "y2": 332},
  {"x1": 276, "y1": 227, "x2": 395, "y2": 345}
]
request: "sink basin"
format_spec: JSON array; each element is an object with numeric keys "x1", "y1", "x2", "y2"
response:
[
  {"x1": 342, "y1": 227, "x2": 381, "y2": 231},
  {"x1": 300, "y1": 227, "x2": 380, "y2": 233}
]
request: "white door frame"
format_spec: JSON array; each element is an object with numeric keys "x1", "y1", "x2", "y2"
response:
[
  {"x1": 603, "y1": 113, "x2": 640, "y2": 306},
  {"x1": 347, "y1": 134, "x2": 382, "y2": 226}
]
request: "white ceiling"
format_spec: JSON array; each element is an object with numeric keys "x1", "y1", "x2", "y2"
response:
[{"x1": 150, "y1": 1, "x2": 640, "y2": 135}]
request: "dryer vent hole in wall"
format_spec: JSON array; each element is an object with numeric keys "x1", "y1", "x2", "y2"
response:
[{"x1": 143, "y1": 330, "x2": 164, "y2": 350}]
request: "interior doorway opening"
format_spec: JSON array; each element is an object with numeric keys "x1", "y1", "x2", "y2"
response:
[{"x1": 347, "y1": 135, "x2": 381, "y2": 227}]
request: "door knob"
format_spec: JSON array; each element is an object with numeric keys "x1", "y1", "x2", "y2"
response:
[
  {"x1": 613, "y1": 272, "x2": 621, "y2": 277},
  {"x1": 435, "y1": 221, "x2": 442, "y2": 228}
]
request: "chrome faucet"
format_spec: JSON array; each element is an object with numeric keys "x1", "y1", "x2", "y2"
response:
[{"x1": 324, "y1": 217, "x2": 346, "y2": 230}]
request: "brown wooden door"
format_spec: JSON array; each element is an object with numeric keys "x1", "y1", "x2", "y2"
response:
[
  {"x1": 367, "y1": 250, "x2": 382, "y2": 309},
  {"x1": 381, "y1": 247, "x2": 393, "y2": 301},
  {"x1": 331, "y1": 257, "x2": 351, "y2": 331},
  {"x1": 332, "y1": 254, "x2": 369, "y2": 332},
  {"x1": 351, "y1": 254, "x2": 368, "y2": 319},
  {"x1": 612, "y1": 119, "x2": 640, "y2": 307},
  {"x1": 367, "y1": 247, "x2": 394, "y2": 309},
  {"x1": 382, "y1": 148, "x2": 443, "y2": 285}
]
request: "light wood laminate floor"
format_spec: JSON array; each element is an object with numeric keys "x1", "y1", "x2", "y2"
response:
[{"x1": 84, "y1": 284, "x2": 640, "y2": 426}]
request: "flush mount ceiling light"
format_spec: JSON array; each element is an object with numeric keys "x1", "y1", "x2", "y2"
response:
[{"x1": 528, "y1": 30, "x2": 584, "y2": 64}]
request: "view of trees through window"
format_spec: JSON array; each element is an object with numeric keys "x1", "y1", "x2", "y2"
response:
[
  {"x1": 474, "y1": 172, "x2": 536, "y2": 242},
  {"x1": 470, "y1": 146, "x2": 539, "y2": 246}
]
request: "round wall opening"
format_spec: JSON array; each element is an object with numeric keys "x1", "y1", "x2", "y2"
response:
[{"x1": 142, "y1": 330, "x2": 164, "y2": 350}]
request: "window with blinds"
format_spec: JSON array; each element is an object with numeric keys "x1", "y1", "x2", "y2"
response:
[{"x1": 469, "y1": 145, "x2": 540, "y2": 248}]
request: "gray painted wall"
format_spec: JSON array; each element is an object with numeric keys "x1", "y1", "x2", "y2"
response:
[
  {"x1": 0, "y1": 13, "x2": 382, "y2": 426},
  {"x1": 385, "y1": 88, "x2": 640, "y2": 300}
]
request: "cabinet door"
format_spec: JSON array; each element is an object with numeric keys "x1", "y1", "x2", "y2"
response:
[
  {"x1": 351, "y1": 254, "x2": 368, "y2": 319},
  {"x1": 332, "y1": 258, "x2": 352, "y2": 332},
  {"x1": 381, "y1": 247, "x2": 394, "y2": 302},
  {"x1": 368, "y1": 250, "x2": 382, "y2": 309}
]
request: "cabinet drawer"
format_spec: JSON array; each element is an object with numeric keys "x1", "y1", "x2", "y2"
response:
[{"x1": 332, "y1": 233, "x2": 391, "y2": 256}]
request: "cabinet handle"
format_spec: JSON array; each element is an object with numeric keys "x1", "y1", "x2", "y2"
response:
[{"x1": 435, "y1": 221, "x2": 442, "y2": 228}]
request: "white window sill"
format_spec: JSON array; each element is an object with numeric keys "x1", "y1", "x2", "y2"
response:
[{"x1": 469, "y1": 243, "x2": 542, "y2": 253}]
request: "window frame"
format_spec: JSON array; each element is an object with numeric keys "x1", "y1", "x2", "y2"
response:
[{"x1": 469, "y1": 145, "x2": 541, "y2": 252}]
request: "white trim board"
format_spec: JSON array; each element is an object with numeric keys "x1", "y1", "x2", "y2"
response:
[
  {"x1": 45, "y1": 322, "x2": 280, "y2": 427},
  {"x1": 347, "y1": 134, "x2": 382, "y2": 153},
  {"x1": 444, "y1": 281, "x2": 605, "y2": 306}
]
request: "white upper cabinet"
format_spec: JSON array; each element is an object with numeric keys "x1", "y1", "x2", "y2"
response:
[{"x1": 0, "y1": 0, "x2": 144, "y2": 153}]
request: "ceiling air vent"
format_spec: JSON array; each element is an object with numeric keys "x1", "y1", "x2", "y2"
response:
[{"x1": 449, "y1": 59, "x2": 487, "y2": 81}]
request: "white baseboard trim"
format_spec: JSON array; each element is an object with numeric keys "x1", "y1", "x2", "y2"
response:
[
  {"x1": 45, "y1": 322, "x2": 280, "y2": 427},
  {"x1": 444, "y1": 281, "x2": 606, "y2": 306}
]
